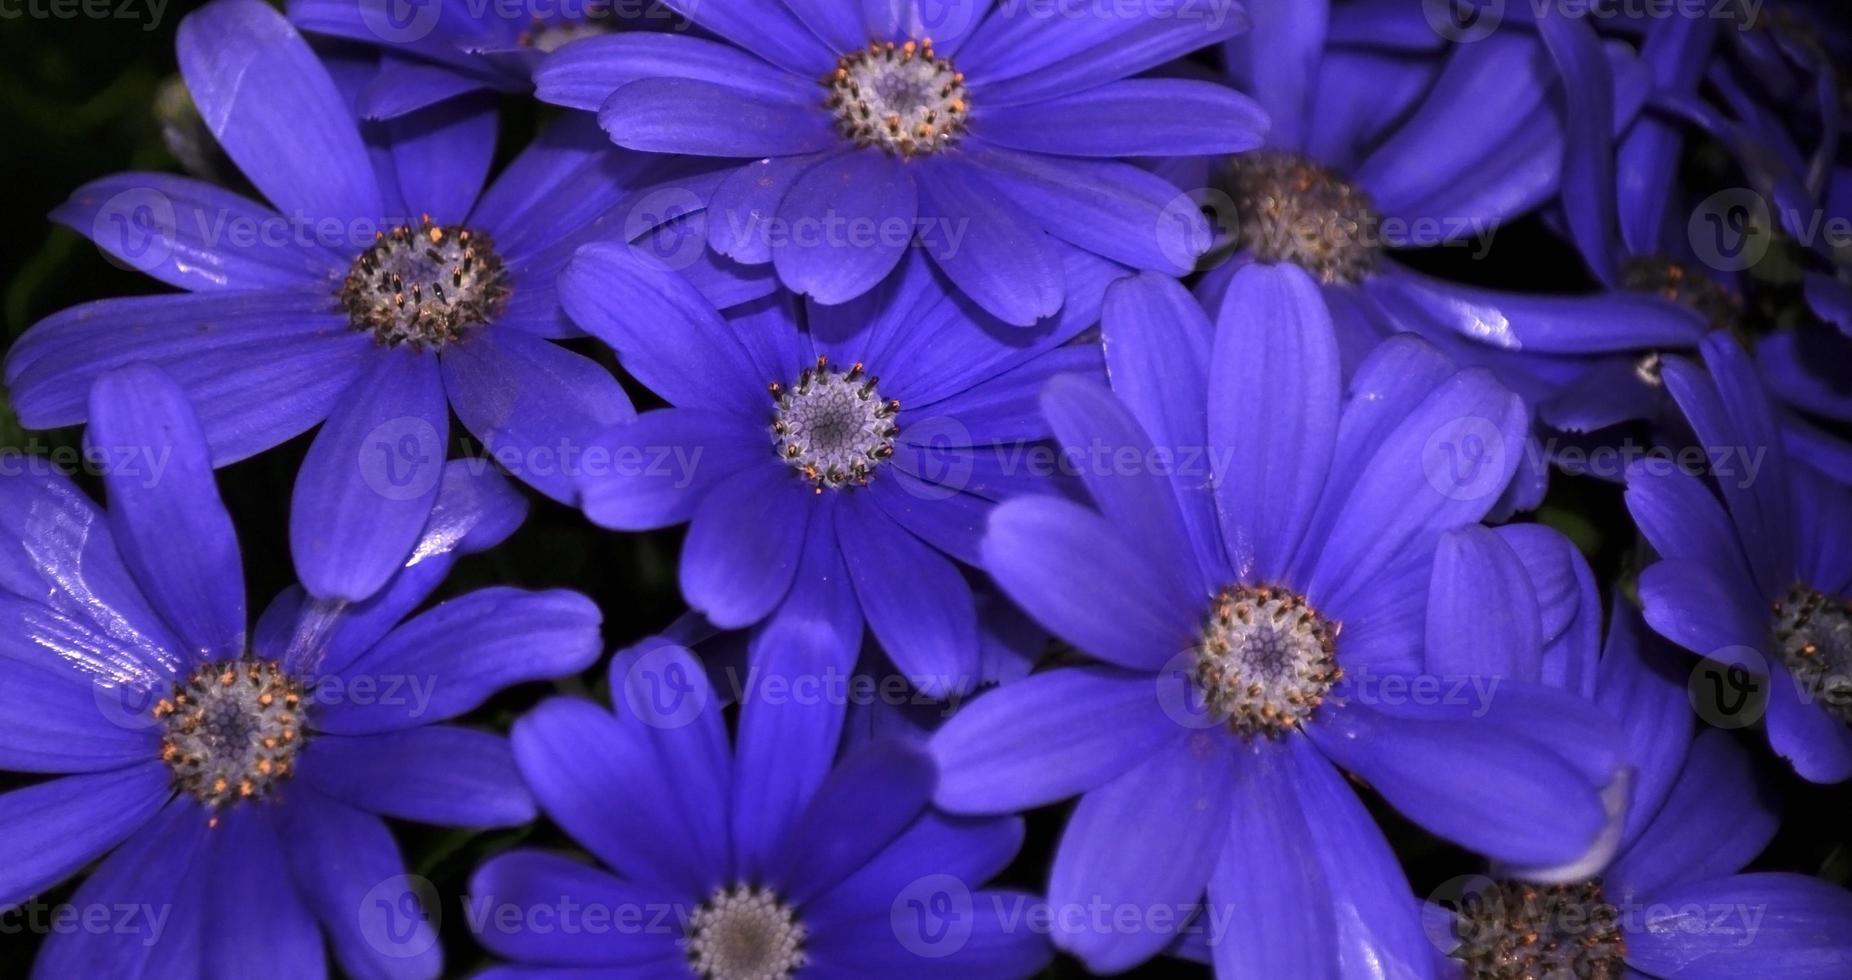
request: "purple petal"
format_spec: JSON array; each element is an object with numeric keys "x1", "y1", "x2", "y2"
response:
[
  {"x1": 204, "y1": 806, "x2": 325, "y2": 980},
  {"x1": 386, "y1": 92, "x2": 497, "y2": 221},
  {"x1": 659, "y1": 0, "x2": 836, "y2": 76},
  {"x1": 1223, "y1": 0, "x2": 1325, "y2": 151},
  {"x1": 680, "y1": 467, "x2": 809, "y2": 628},
  {"x1": 537, "y1": 31, "x2": 811, "y2": 111},
  {"x1": 50, "y1": 172, "x2": 343, "y2": 291},
  {"x1": 772, "y1": 151, "x2": 917, "y2": 306},
  {"x1": 1636, "y1": 560, "x2": 1765, "y2": 664},
  {"x1": 557, "y1": 241, "x2": 765, "y2": 415},
  {"x1": 839, "y1": 493, "x2": 979, "y2": 697},
  {"x1": 708, "y1": 153, "x2": 832, "y2": 265},
  {"x1": 982, "y1": 495, "x2": 1198, "y2": 671},
  {"x1": 1208, "y1": 263, "x2": 1340, "y2": 583},
  {"x1": 1624, "y1": 873, "x2": 1852, "y2": 979},
  {"x1": 731, "y1": 661, "x2": 847, "y2": 879},
  {"x1": 1764, "y1": 667, "x2": 1852, "y2": 785},
  {"x1": 177, "y1": 0, "x2": 381, "y2": 222},
  {"x1": 1609, "y1": 729, "x2": 1776, "y2": 901},
  {"x1": 313, "y1": 587, "x2": 602, "y2": 734},
  {"x1": 7, "y1": 290, "x2": 370, "y2": 466},
  {"x1": 1595, "y1": 600, "x2": 1695, "y2": 845},
  {"x1": 929, "y1": 665, "x2": 1186, "y2": 813},
  {"x1": 978, "y1": 79, "x2": 1265, "y2": 157},
  {"x1": 0, "y1": 762, "x2": 171, "y2": 907},
  {"x1": 441, "y1": 327, "x2": 635, "y2": 504},
  {"x1": 599, "y1": 77, "x2": 836, "y2": 157},
  {"x1": 275, "y1": 787, "x2": 443, "y2": 980},
  {"x1": 1308, "y1": 684, "x2": 1619, "y2": 869},
  {"x1": 913, "y1": 156, "x2": 1064, "y2": 326},
  {"x1": 1050, "y1": 736, "x2": 1236, "y2": 972},
  {"x1": 1536, "y1": 9, "x2": 1619, "y2": 283},
  {"x1": 577, "y1": 409, "x2": 767, "y2": 530},
  {"x1": 31, "y1": 799, "x2": 209, "y2": 977},
  {"x1": 468, "y1": 850, "x2": 685, "y2": 967},
  {"x1": 1366, "y1": 267, "x2": 1707, "y2": 355},
  {"x1": 773, "y1": 739, "x2": 935, "y2": 904},
  {"x1": 290, "y1": 349, "x2": 448, "y2": 603},
  {"x1": 959, "y1": 5, "x2": 1248, "y2": 107},
  {"x1": 971, "y1": 144, "x2": 1204, "y2": 274},
  {"x1": 301, "y1": 726, "x2": 534, "y2": 827},
  {"x1": 1426, "y1": 526, "x2": 1543, "y2": 682},
  {"x1": 1208, "y1": 737, "x2": 1433, "y2": 978},
  {"x1": 747, "y1": 500, "x2": 866, "y2": 681},
  {"x1": 512, "y1": 693, "x2": 728, "y2": 894},
  {"x1": 0, "y1": 606, "x2": 162, "y2": 773},
  {"x1": 86, "y1": 365, "x2": 246, "y2": 662},
  {"x1": 358, "y1": 56, "x2": 496, "y2": 120}
]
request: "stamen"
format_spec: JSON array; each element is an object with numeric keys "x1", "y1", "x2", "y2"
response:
[
  {"x1": 825, "y1": 39, "x2": 968, "y2": 157},
  {"x1": 1771, "y1": 584, "x2": 1852, "y2": 725},
  {"x1": 517, "y1": 14, "x2": 616, "y2": 53},
  {"x1": 685, "y1": 883, "x2": 807, "y2": 980},
  {"x1": 155, "y1": 658, "x2": 306, "y2": 809},
  {"x1": 1621, "y1": 256, "x2": 1742, "y2": 333},
  {"x1": 1451, "y1": 878, "x2": 1627, "y2": 979},
  {"x1": 1192, "y1": 584, "x2": 1341, "y2": 737},
  {"x1": 770, "y1": 355, "x2": 899, "y2": 492},
  {"x1": 340, "y1": 216, "x2": 510, "y2": 349},
  {"x1": 1220, "y1": 151, "x2": 1382, "y2": 284}
]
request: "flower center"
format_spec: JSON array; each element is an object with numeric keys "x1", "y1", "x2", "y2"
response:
[
  {"x1": 1221, "y1": 151, "x2": 1382, "y2": 285},
  {"x1": 341, "y1": 216, "x2": 510, "y2": 348},
  {"x1": 685, "y1": 884, "x2": 807, "y2": 980},
  {"x1": 155, "y1": 658, "x2": 306, "y2": 809},
  {"x1": 1621, "y1": 256, "x2": 1742, "y2": 332},
  {"x1": 825, "y1": 39, "x2": 969, "y2": 157},
  {"x1": 1451, "y1": 879, "x2": 1627, "y2": 979},
  {"x1": 1771, "y1": 584, "x2": 1852, "y2": 725},
  {"x1": 770, "y1": 356, "x2": 899, "y2": 492},
  {"x1": 1193, "y1": 585, "x2": 1341, "y2": 737}
]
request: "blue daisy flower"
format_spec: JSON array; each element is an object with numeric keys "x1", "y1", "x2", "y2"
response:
[
  {"x1": 289, "y1": 0, "x2": 686, "y2": 118},
  {"x1": 1171, "y1": 1, "x2": 1706, "y2": 413},
  {"x1": 3, "y1": 0, "x2": 769, "y2": 601},
  {"x1": 1403, "y1": 554, "x2": 1852, "y2": 979},
  {"x1": 0, "y1": 365, "x2": 603, "y2": 978},
  {"x1": 557, "y1": 246, "x2": 1107, "y2": 698},
  {"x1": 470, "y1": 642, "x2": 1047, "y2": 978},
  {"x1": 926, "y1": 264, "x2": 1624, "y2": 975},
  {"x1": 534, "y1": 0, "x2": 1266, "y2": 325},
  {"x1": 1627, "y1": 331, "x2": 1852, "y2": 783}
]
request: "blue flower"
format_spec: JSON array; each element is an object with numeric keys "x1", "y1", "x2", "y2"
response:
[
  {"x1": 926, "y1": 265, "x2": 1623, "y2": 975},
  {"x1": 0, "y1": 365, "x2": 603, "y2": 978},
  {"x1": 1411, "y1": 578, "x2": 1852, "y2": 978},
  {"x1": 1627, "y1": 332, "x2": 1852, "y2": 783},
  {"x1": 289, "y1": 0, "x2": 682, "y2": 118},
  {"x1": 558, "y1": 247, "x2": 1106, "y2": 697},
  {"x1": 1174, "y1": 2, "x2": 1706, "y2": 420},
  {"x1": 3, "y1": 0, "x2": 770, "y2": 601},
  {"x1": 534, "y1": 0, "x2": 1265, "y2": 325},
  {"x1": 471, "y1": 642, "x2": 1047, "y2": 978}
]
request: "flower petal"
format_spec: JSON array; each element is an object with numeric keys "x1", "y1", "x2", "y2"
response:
[
  {"x1": 301, "y1": 726, "x2": 535, "y2": 827},
  {"x1": 0, "y1": 763, "x2": 171, "y2": 908}
]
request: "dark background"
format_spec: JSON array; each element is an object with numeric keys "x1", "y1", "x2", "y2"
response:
[{"x1": 1, "y1": 2, "x2": 1848, "y2": 977}]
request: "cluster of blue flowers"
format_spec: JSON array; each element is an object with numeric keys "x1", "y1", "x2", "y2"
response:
[{"x1": 3, "y1": 0, "x2": 1851, "y2": 977}]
